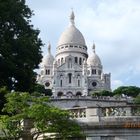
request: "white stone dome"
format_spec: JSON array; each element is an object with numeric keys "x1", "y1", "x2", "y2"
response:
[
  {"x1": 56, "y1": 11, "x2": 88, "y2": 60},
  {"x1": 87, "y1": 53, "x2": 101, "y2": 66},
  {"x1": 57, "y1": 11, "x2": 86, "y2": 46},
  {"x1": 57, "y1": 25, "x2": 86, "y2": 46},
  {"x1": 87, "y1": 44, "x2": 102, "y2": 66},
  {"x1": 42, "y1": 54, "x2": 54, "y2": 66},
  {"x1": 41, "y1": 43, "x2": 54, "y2": 66}
]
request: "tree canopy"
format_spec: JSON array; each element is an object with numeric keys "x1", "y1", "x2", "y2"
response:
[
  {"x1": 134, "y1": 95, "x2": 140, "y2": 104},
  {"x1": 0, "y1": 87, "x2": 8, "y2": 115},
  {"x1": 33, "y1": 84, "x2": 53, "y2": 96},
  {"x1": 0, "y1": 91, "x2": 83, "y2": 140},
  {"x1": 0, "y1": 0, "x2": 43, "y2": 92},
  {"x1": 113, "y1": 86, "x2": 140, "y2": 97},
  {"x1": 92, "y1": 90, "x2": 113, "y2": 97}
]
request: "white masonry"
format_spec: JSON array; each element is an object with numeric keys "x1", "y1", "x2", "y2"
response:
[{"x1": 37, "y1": 11, "x2": 111, "y2": 97}]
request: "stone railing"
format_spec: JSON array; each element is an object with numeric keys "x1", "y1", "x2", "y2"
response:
[
  {"x1": 51, "y1": 95, "x2": 133, "y2": 102},
  {"x1": 69, "y1": 107, "x2": 86, "y2": 118},
  {"x1": 101, "y1": 106, "x2": 140, "y2": 117},
  {"x1": 68, "y1": 105, "x2": 140, "y2": 119},
  {"x1": 101, "y1": 107, "x2": 127, "y2": 116},
  {"x1": 131, "y1": 107, "x2": 140, "y2": 116}
]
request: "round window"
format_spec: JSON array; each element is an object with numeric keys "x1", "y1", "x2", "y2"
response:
[
  {"x1": 45, "y1": 82, "x2": 50, "y2": 87},
  {"x1": 92, "y1": 82, "x2": 97, "y2": 87}
]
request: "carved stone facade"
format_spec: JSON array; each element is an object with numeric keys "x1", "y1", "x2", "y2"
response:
[
  {"x1": 37, "y1": 11, "x2": 140, "y2": 140},
  {"x1": 37, "y1": 11, "x2": 111, "y2": 96}
]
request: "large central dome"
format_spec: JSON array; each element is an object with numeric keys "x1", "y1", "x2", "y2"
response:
[
  {"x1": 56, "y1": 11, "x2": 88, "y2": 61},
  {"x1": 57, "y1": 11, "x2": 86, "y2": 47},
  {"x1": 57, "y1": 25, "x2": 86, "y2": 46}
]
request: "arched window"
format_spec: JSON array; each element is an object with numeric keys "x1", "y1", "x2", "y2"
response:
[
  {"x1": 46, "y1": 70, "x2": 48, "y2": 75},
  {"x1": 77, "y1": 74, "x2": 80, "y2": 87},
  {"x1": 60, "y1": 80, "x2": 62, "y2": 87},
  {"x1": 68, "y1": 73, "x2": 72, "y2": 83},
  {"x1": 79, "y1": 57, "x2": 82, "y2": 65},
  {"x1": 48, "y1": 70, "x2": 50, "y2": 75},
  {"x1": 68, "y1": 58, "x2": 72, "y2": 68},
  {"x1": 76, "y1": 92, "x2": 82, "y2": 96},
  {"x1": 46, "y1": 69, "x2": 50, "y2": 75},
  {"x1": 75, "y1": 57, "x2": 78, "y2": 63},
  {"x1": 61, "y1": 58, "x2": 63, "y2": 64},
  {"x1": 57, "y1": 92, "x2": 63, "y2": 96},
  {"x1": 78, "y1": 80, "x2": 80, "y2": 87},
  {"x1": 92, "y1": 69, "x2": 96, "y2": 75}
]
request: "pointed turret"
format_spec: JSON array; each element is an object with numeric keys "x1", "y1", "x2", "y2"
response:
[
  {"x1": 41, "y1": 42, "x2": 54, "y2": 66},
  {"x1": 92, "y1": 42, "x2": 96, "y2": 53},
  {"x1": 87, "y1": 43, "x2": 102, "y2": 66},
  {"x1": 70, "y1": 10, "x2": 75, "y2": 25},
  {"x1": 48, "y1": 42, "x2": 51, "y2": 54}
]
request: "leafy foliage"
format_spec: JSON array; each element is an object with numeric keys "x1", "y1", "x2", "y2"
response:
[
  {"x1": 34, "y1": 84, "x2": 53, "y2": 96},
  {"x1": 44, "y1": 89, "x2": 53, "y2": 96},
  {"x1": 0, "y1": 87, "x2": 8, "y2": 115},
  {"x1": 0, "y1": 0, "x2": 43, "y2": 92},
  {"x1": 92, "y1": 90, "x2": 113, "y2": 97},
  {"x1": 113, "y1": 86, "x2": 140, "y2": 97},
  {"x1": 0, "y1": 91, "x2": 83, "y2": 139},
  {"x1": 134, "y1": 95, "x2": 140, "y2": 104}
]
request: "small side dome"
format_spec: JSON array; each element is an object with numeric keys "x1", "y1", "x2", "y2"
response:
[
  {"x1": 41, "y1": 43, "x2": 54, "y2": 66},
  {"x1": 87, "y1": 43, "x2": 102, "y2": 66}
]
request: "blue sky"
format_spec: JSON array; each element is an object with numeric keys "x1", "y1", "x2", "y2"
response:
[{"x1": 26, "y1": 0, "x2": 140, "y2": 90}]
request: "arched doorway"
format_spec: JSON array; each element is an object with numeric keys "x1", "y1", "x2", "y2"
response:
[
  {"x1": 76, "y1": 91, "x2": 82, "y2": 96},
  {"x1": 73, "y1": 105, "x2": 80, "y2": 108},
  {"x1": 57, "y1": 92, "x2": 63, "y2": 97}
]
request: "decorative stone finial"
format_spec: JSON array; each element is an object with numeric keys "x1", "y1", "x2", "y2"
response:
[
  {"x1": 83, "y1": 59, "x2": 87, "y2": 65},
  {"x1": 92, "y1": 42, "x2": 96, "y2": 53},
  {"x1": 48, "y1": 42, "x2": 51, "y2": 54},
  {"x1": 53, "y1": 59, "x2": 57, "y2": 65},
  {"x1": 70, "y1": 9, "x2": 75, "y2": 25}
]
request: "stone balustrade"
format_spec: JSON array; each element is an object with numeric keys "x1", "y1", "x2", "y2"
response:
[
  {"x1": 101, "y1": 106, "x2": 140, "y2": 117},
  {"x1": 51, "y1": 95, "x2": 133, "y2": 103},
  {"x1": 69, "y1": 107, "x2": 86, "y2": 118},
  {"x1": 68, "y1": 105, "x2": 140, "y2": 119}
]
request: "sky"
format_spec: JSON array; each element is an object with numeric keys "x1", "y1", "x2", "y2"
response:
[{"x1": 26, "y1": 0, "x2": 140, "y2": 90}]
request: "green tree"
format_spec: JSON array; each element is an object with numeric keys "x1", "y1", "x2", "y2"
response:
[
  {"x1": 92, "y1": 90, "x2": 113, "y2": 97},
  {"x1": 113, "y1": 86, "x2": 140, "y2": 97},
  {"x1": 0, "y1": 87, "x2": 8, "y2": 115},
  {"x1": 0, "y1": 0, "x2": 43, "y2": 92},
  {"x1": 134, "y1": 95, "x2": 140, "y2": 104},
  {"x1": 0, "y1": 91, "x2": 83, "y2": 140},
  {"x1": 33, "y1": 84, "x2": 53, "y2": 96},
  {"x1": 34, "y1": 84, "x2": 46, "y2": 94}
]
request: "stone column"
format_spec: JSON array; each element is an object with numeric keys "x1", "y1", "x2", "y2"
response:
[
  {"x1": 86, "y1": 108, "x2": 100, "y2": 122},
  {"x1": 22, "y1": 118, "x2": 33, "y2": 140}
]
